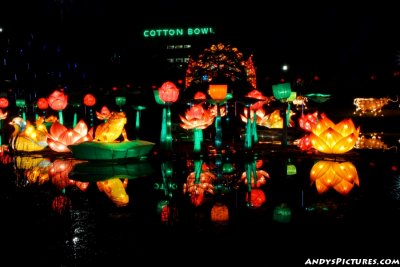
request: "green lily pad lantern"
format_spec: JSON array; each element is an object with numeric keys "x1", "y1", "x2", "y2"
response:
[
  {"x1": 16, "y1": 99, "x2": 27, "y2": 121},
  {"x1": 272, "y1": 82, "x2": 291, "y2": 101}
]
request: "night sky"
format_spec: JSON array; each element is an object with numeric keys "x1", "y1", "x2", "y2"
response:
[{"x1": 1, "y1": 1, "x2": 399, "y2": 96}]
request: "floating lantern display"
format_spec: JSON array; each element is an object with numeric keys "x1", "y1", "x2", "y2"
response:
[
  {"x1": 353, "y1": 96, "x2": 397, "y2": 116},
  {"x1": 355, "y1": 134, "x2": 392, "y2": 150},
  {"x1": 208, "y1": 84, "x2": 228, "y2": 150},
  {"x1": 48, "y1": 90, "x2": 68, "y2": 125},
  {"x1": 157, "y1": 81, "x2": 180, "y2": 151},
  {"x1": 9, "y1": 117, "x2": 48, "y2": 152},
  {"x1": 179, "y1": 103, "x2": 214, "y2": 153},
  {"x1": 309, "y1": 113, "x2": 360, "y2": 154},
  {"x1": 210, "y1": 202, "x2": 229, "y2": 223},
  {"x1": 310, "y1": 160, "x2": 360, "y2": 195},
  {"x1": 47, "y1": 119, "x2": 93, "y2": 152}
]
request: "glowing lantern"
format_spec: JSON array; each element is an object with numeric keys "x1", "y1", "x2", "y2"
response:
[
  {"x1": 194, "y1": 91, "x2": 207, "y2": 100},
  {"x1": 37, "y1": 97, "x2": 49, "y2": 110},
  {"x1": 298, "y1": 111, "x2": 318, "y2": 132},
  {"x1": 96, "y1": 106, "x2": 111, "y2": 121},
  {"x1": 179, "y1": 104, "x2": 214, "y2": 153},
  {"x1": 208, "y1": 84, "x2": 228, "y2": 101},
  {"x1": 0, "y1": 97, "x2": 9, "y2": 108},
  {"x1": 208, "y1": 84, "x2": 228, "y2": 150},
  {"x1": 158, "y1": 81, "x2": 179, "y2": 103},
  {"x1": 246, "y1": 188, "x2": 266, "y2": 208},
  {"x1": 309, "y1": 113, "x2": 360, "y2": 154},
  {"x1": 157, "y1": 81, "x2": 180, "y2": 151},
  {"x1": 83, "y1": 94, "x2": 96, "y2": 106},
  {"x1": 115, "y1": 96, "x2": 126, "y2": 111},
  {"x1": 48, "y1": 90, "x2": 68, "y2": 125},
  {"x1": 47, "y1": 120, "x2": 93, "y2": 152},
  {"x1": 272, "y1": 82, "x2": 291, "y2": 101},
  {"x1": 210, "y1": 202, "x2": 229, "y2": 223},
  {"x1": 310, "y1": 160, "x2": 360, "y2": 195}
]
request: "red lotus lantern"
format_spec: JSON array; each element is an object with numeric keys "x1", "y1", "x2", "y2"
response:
[
  {"x1": 48, "y1": 90, "x2": 68, "y2": 111},
  {"x1": 83, "y1": 94, "x2": 96, "y2": 107},
  {"x1": 48, "y1": 90, "x2": 68, "y2": 125},
  {"x1": 37, "y1": 97, "x2": 49, "y2": 110},
  {"x1": 158, "y1": 81, "x2": 179, "y2": 103},
  {"x1": 0, "y1": 97, "x2": 9, "y2": 109}
]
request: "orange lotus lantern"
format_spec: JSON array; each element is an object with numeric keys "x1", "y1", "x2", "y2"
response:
[
  {"x1": 48, "y1": 89, "x2": 68, "y2": 125},
  {"x1": 310, "y1": 160, "x2": 360, "y2": 195},
  {"x1": 309, "y1": 113, "x2": 360, "y2": 154}
]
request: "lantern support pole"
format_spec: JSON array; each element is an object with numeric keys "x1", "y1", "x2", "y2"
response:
[{"x1": 215, "y1": 103, "x2": 222, "y2": 150}]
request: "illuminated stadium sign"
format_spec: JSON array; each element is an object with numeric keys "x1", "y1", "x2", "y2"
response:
[{"x1": 143, "y1": 27, "x2": 215, "y2": 38}]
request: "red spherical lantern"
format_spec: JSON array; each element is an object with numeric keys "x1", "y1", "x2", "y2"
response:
[
  {"x1": 83, "y1": 93, "x2": 96, "y2": 107},
  {"x1": 0, "y1": 97, "x2": 9, "y2": 109},
  {"x1": 37, "y1": 97, "x2": 49, "y2": 110},
  {"x1": 246, "y1": 189, "x2": 266, "y2": 208},
  {"x1": 48, "y1": 90, "x2": 68, "y2": 111},
  {"x1": 158, "y1": 81, "x2": 179, "y2": 103}
]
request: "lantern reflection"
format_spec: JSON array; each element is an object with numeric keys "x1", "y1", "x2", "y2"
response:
[{"x1": 310, "y1": 160, "x2": 360, "y2": 195}]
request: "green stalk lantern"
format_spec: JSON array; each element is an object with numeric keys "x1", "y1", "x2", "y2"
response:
[
  {"x1": 16, "y1": 99, "x2": 27, "y2": 121},
  {"x1": 132, "y1": 105, "x2": 146, "y2": 140},
  {"x1": 157, "y1": 81, "x2": 180, "y2": 152},
  {"x1": 208, "y1": 84, "x2": 228, "y2": 150},
  {"x1": 272, "y1": 82, "x2": 292, "y2": 146}
]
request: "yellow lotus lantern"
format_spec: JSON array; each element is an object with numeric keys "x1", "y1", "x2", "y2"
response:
[
  {"x1": 309, "y1": 113, "x2": 360, "y2": 154},
  {"x1": 310, "y1": 160, "x2": 360, "y2": 195}
]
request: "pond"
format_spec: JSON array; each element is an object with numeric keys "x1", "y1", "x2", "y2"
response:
[{"x1": 1, "y1": 141, "x2": 400, "y2": 266}]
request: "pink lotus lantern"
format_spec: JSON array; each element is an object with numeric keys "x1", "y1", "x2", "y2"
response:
[
  {"x1": 158, "y1": 81, "x2": 180, "y2": 151},
  {"x1": 48, "y1": 89, "x2": 68, "y2": 125},
  {"x1": 47, "y1": 120, "x2": 93, "y2": 152}
]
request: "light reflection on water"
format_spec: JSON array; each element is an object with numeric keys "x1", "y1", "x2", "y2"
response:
[{"x1": 1, "y1": 148, "x2": 400, "y2": 265}]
